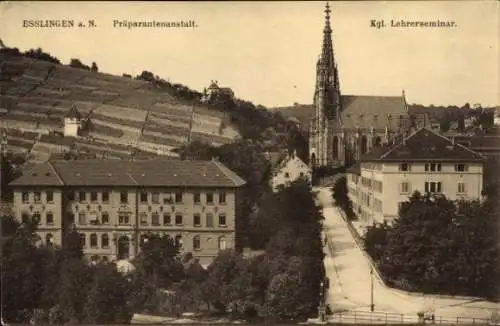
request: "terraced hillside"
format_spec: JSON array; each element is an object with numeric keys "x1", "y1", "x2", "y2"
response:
[{"x1": 0, "y1": 53, "x2": 241, "y2": 162}]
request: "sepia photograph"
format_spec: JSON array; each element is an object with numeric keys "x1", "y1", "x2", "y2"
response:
[{"x1": 0, "y1": 1, "x2": 499, "y2": 325}]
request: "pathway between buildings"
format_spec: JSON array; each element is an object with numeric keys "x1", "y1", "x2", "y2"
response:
[{"x1": 316, "y1": 186, "x2": 498, "y2": 321}]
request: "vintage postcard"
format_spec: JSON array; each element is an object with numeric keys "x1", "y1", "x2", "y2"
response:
[{"x1": 0, "y1": 1, "x2": 499, "y2": 325}]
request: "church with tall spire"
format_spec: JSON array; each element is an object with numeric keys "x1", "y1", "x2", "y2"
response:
[{"x1": 308, "y1": 3, "x2": 427, "y2": 168}]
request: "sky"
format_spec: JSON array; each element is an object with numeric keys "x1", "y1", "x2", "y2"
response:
[{"x1": 0, "y1": 1, "x2": 498, "y2": 108}]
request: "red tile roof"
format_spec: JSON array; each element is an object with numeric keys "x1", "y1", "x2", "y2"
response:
[{"x1": 10, "y1": 157, "x2": 246, "y2": 188}]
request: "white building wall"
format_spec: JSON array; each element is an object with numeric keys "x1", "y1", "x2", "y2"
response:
[
  {"x1": 272, "y1": 156, "x2": 312, "y2": 192},
  {"x1": 64, "y1": 118, "x2": 80, "y2": 137},
  {"x1": 348, "y1": 161, "x2": 483, "y2": 224}
]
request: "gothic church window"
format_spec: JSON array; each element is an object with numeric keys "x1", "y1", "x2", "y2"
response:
[
  {"x1": 361, "y1": 135, "x2": 368, "y2": 154},
  {"x1": 332, "y1": 136, "x2": 338, "y2": 159}
]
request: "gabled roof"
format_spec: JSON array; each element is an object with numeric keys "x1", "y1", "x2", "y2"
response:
[
  {"x1": 10, "y1": 158, "x2": 246, "y2": 188},
  {"x1": 273, "y1": 95, "x2": 411, "y2": 130},
  {"x1": 272, "y1": 153, "x2": 310, "y2": 174},
  {"x1": 65, "y1": 105, "x2": 82, "y2": 120},
  {"x1": 361, "y1": 127, "x2": 485, "y2": 162}
]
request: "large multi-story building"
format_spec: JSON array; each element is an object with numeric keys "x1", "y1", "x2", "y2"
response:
[
  {"x1": 346, "y1": 128, "x2": 485, "y2": 224},
  {"x1": 9, "y1": 157, "x2": 246, "y2": 266}
]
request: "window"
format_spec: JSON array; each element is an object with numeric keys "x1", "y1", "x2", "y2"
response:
[
  {"x1": 163, "y1": 194, "x2": 173, "y2": 204},
  {"x1": 455, "y1": 164, "x2": 468, "y2": 172},
  {"x1": 32, "y1": 212, "x2": 41, "y2": 225},
  {"x1": 46, "y1": 191, "x2": 54, "y2": 202},
  {"x1": 206, "y1": 213, "x2": 214, "y2": 227},
  {"x1": 46, "y1": 212, "x2": 54, "y2": 225},
  {"x1": 78, "y1": 212, "x2": 86, "y2": 225},
  {"x1": 118, "y1": 213, "x2": 129, "y2": 225},
  {"x1": 299, "y1": 172, "x2": 304, "y2": 178},
  {"x1": 284, "y1": 172, "x2": 290, "y2": 178},
  {"x1": 193, "y1": 213, "x2": 201, "y2": 226},
  {"x1": 120, "y1": 191, "x2": 128, "y2": 204},
  {"x1": 398, "y1": 163, "x2": 410, "y2": 172},
  {"x1": 175, "y1": 192, "x2": 183, "y2": 203},
  {"x1": 34, "y1": 191, "x2": 41, "y2": 203},
  {"x1": 163, "y1": 213, "x2": 171, "y2": 225},
  {"x1": 193, "y1": 236, "x2": 201, "y2": 251},
  {"x1": 193, "y1": 192, "x2": 201, "y2": 204},
  {"x1": 90, "y1": 233, "x2": 98, "y2": 248},
  {"x1": 425, "y1": 181, "x2": 442, "y2": 193},
  {"x1": 68, "y1": 191, "x2": 75, "y2": 201},
  {"x1": 90, "y1": 192, "x2": 98, "y2": 202},
  {"x1": 21, "y1": 212, "x2": 30, "y2": 224},
  {"x1": 140, "y1": 191, "x2": 148, "y2": 203},
  {"x1": 102, "y1": 191, "x2": 109, "y2": 202},
  {"x1": 218, "y1": 213, "x2": 227, "y2": 226},
  {"x1": 219, "y1": 192, "x2": 226, "y2": 204},
  {"x1": 218, "y1": 236, "x2": 226, "y2": 250},
  {"x1": 151, "y1": 212, "x2": 160, "y2": 225},
  {"x1": 175, "y1": 213, "x2": 183, "y2": 225},
  {"x1": 140, "y1": 212, "x2": 148, "y2": 226},
  {"x1": 425, "y1": 163, "x2": 442, "y2": 172},
  {"x1": 22, "y1": 192, "x2": 29, "y2": 203},
  {"x1": 79, "y1": 233, "x2": 86, "y2": 247},
  {"x1": 206, "y1": 193, "x2": 214, "y2": 205},
  {"x1": 400, "y1": 182, "x2": 410, "y2": 194},
  {"x1": 457, "y1": 182, "x2": 466, "y2": 194},
  {"x1": 79, "y1": 191, "x2": 86, "y2": 202},
  {"x1": 101, "y1": 234, "x2": 109, "y2": 248},
  {"x1": 175, "y1": 235, "x2": 183, "y2": 248},
  {"x1": 101, "y1": 212, "x2": 109, "y2": 224},
  {"x1": 151, "y1": 192, "x2": 160, "y2": 204}
]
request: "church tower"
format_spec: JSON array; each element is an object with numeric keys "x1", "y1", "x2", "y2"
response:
[{"x1": 309, "y1": 2, "x2": 342, "y2": 168}]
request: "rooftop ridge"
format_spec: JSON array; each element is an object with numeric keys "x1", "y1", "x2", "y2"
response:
[
  {"x1": 211, "y1": 159, "x2": 246, "y2": 187},
  {"x1": 47, "y1": 161, "x2": 65, "y2": 186}
]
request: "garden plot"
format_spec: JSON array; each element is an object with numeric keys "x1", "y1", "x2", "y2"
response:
[
  {"x1": 109, "y1": 92, "x2": 158, "y2": 110},
  {"x1": 16, "y1": 102, "x2": 53, "y2": 115},
  {"x1": 3, "y1": 128, "x2": 38, "y2": 140},
  {"x1": 92, "y1": 104, "x2": 148, "y2": 122},
  {"x1": 150, "y1": 102, "x2": 193, "y2": 115},
  {"x1": 7, "y1": 138, "x2": 35, "y2": 151},
  {"x1": 147, "y1": 114, "x2": 190, "y2": 129},
  {"x1": 191, "y1": 131, "x2": 234, "y2": 146},
  {"x1": 143, "y1": 121, "x2": 189, "y2": 138},
  {"x1": 89, "y1": 113, "x2": 145, "y2": 131},
  {"x1": 139, "y1": 133, "x2": 186, "y2": 148}
]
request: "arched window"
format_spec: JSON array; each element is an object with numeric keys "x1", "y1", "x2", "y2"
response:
[
  {"x1": 310, "y1": 153, "x2": 316, "y2": 168},
  {"x1": 101, "y1": 234, "x2": 109, "y2": 248},
  {"x1": 193, "y1": 236, "x2": 201, "y2": 251},
  {"x1": 218, "y1": 236, "x2": 226, "y2": 251},
  {"x1": 46, "y1": 233, "x2": 53, "y2": 247},
  {"x1": 332, "y1": 136, "x2": 338, "y2": 159},
  {"x1": 90, "y1": 233, "x2": 98, "y2": 248},
  {"x1": 361, "y1": 135, "x2": 368, "y2": 154}
]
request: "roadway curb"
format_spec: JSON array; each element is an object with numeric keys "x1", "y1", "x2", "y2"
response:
[{"x1": 334, "y1": 199, "x2": 485, "y2": 303}]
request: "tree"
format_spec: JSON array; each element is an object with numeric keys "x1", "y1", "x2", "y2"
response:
[
  {"x1": 367, "y1": 191, "x2": 500, "y2": 299},
  {"x1": 90, "y1": 62, "x2": 98, "y2": 72},
  {"x1": 331, "y1": 176, "x2": 355, "y2": 219},
  {"x1": 69, "y1": 58, "x2": 90, "y2": 70},
  {"x1": 82, "y1": 264, "x2": 133, "y2": 324}
]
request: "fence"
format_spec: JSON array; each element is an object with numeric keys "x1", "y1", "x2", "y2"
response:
[{"x1": 328, "y1": 310, "x2": 493, "y2": 325}]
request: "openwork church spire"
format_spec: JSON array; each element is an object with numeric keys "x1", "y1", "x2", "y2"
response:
[{"x1": 321, "y1": 2, "x2": 334, "y2": 66}]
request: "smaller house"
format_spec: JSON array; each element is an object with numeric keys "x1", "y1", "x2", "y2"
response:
[
  {"x1": 271, "y1": 150, "x2": 312, "y2": 192},
  {"x1": 64, "y1": 105, "x2": 83, "y2": 137}
]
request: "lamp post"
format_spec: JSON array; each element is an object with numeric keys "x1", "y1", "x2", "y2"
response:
[{"x1": 370, "y1": 266, "x2": 375, "y2": 312}]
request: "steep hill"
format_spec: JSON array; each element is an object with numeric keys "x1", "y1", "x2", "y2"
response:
[{"x1": 0, "y1": 49, "x2": 241, "y2": 163}]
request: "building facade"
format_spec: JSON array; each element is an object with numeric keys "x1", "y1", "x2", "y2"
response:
[
  {"x1": 9, "y1": 158, "x2": 246, "y2": 266},
  {"x1": 64, "y1": 105, "x2": 82, "y2": 137},
  {"x1": 309, "y1": 4, "x2": 429, "y2": 169},
  {"x1": 347, "y1": 128, "x2": 485, "y2": 225},
  {"x1": 270, "y1": 150, "x2": 312, "y2": 192}
]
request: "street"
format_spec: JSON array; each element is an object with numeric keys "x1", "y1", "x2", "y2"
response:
[{"x1": 315, "y1": 187, "x2": 499, "y2": 322}]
